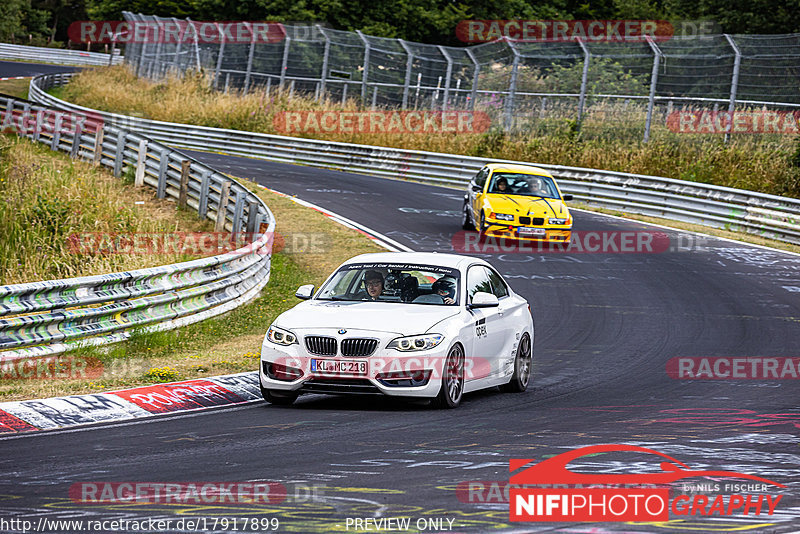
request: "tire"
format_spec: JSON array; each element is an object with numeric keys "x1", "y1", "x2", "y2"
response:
[
  {"x1": 500, "y1": 333, "x2": 532, "y2": 393},
  {"x1": 432, "y1": 344, "x2": 465, "y2": 409},
  {"x1": 261, "y1": 384, "x2": 299, "y2": 406},
  {"x1": 462, "y1": 203, "x2": 475, "y2": 230}
]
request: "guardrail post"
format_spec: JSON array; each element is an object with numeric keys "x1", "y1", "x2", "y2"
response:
[
  {"x1": 318, "y1": 26, "x2": 330, "y2": 97},
  {"x1": 503, "y1": 39, "x2": 520, "y2": 131},
  {"x1": 93, "y1": 125, "x2": 104, "y2": 165},
  {"x1": 399, "y1": 39, "x2": 414, "y2": 109},
  {"x1": 243, "y1": 22, "x2": 255, "y2": 95},
  {"x1": 198, "y1": 170, "x2": 211, "y2": 219},
  {"x1": 157, "y1": 149, "x2": 169, "y2": 198},
  {"x1": 1, "y1": 97, "x2": 14, "y2": 130},
  {"x1": 724, "y1": 34, "x2": 742, "y2": 144},
  {"x1": 51, "y1": 113, "x2": 63, "y2": 150},
  {"x1": 134, "y1": 139, "x2": 147, "y2": 186},
  {"x1": 214, "y1": 181, "x2": 231, "y2": 232},
  {"x1": 644, "y1": 36, "x2": 662, "y2": 143},
  {"x1": 465, "y1": 48, "x2": 480, "y2": 111},
  {"x1": 178, "y1": 159, "x2": 191, "y2": 207},
  {"x1": 214, "y1": 23, "x2": 226, "y2": 90},
  {"x1": 356, "y1": 30, "x2": 370, "y2": 103},
  {"x1": 21, "y1": 103, "x2": 31, "y2": 139},
  {"x1": 438, "y1": 46, "x2": 453, "y2": 111},
  {"x1": 246, "y1": 199, "x2": 260, "y2": 236},
  {"x1": 232, "y1": 189, "x2": 246, "y2": 239},
  {"x1": 70, "y1": 124, "x2": 82, "y2": 158},
  {"x1": 576, "y1": 39, "x2": 590, "y2": 124},
  {"x1": 279, "y1": 35, "x2": 292, "y2": 88},
  {"x1": 113, "y1": 130, "x2": 126, "y2": 177},
  {"x1": 32, "y1": 109, "x2": 43, "y2": 142}
]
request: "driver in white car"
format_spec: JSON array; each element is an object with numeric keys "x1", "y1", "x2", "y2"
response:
[{"x1": 432, "y1": 277, "x2": 457, "y2": 305}]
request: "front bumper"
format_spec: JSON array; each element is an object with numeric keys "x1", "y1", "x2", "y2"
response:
[
  {"x1": 259, "y1": 334, "x2": 450, "y2": 398},
  {"x1": 483, "y1": 222, "x2": 572, "y2": 243}
]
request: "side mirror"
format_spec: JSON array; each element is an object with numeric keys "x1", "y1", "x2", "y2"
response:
[
  {"x1": 562, "y1": 194, "x2": 573, "y2": 201},
  {"x1": 469, "y1": 291, "x2": 499, "y2": 308},
  {"x1": 295, "y1": 284, "x2": 315, "y2": 300},
  {"x1": 471, "y1": 183, "x2": 483, "y2": 192}
]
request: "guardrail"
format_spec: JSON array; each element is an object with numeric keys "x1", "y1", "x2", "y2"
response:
[
  {"x1": 29, "y1": 72, "x2": 800, "y2": 245},
  {"x1": 0, "y1": 43, "x2": 122, "y2": 67},
  {"x1": 0, "y1": 92, "x2": 275, "y2": 361}
]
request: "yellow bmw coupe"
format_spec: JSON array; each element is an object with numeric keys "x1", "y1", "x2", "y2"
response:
[{"x1": 462, "y1": 163, "x2": 573, "y2": 243}]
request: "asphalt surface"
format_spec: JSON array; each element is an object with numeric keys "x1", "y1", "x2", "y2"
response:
[
  {"x1": 0, "y1": 60, "x2": 79, "y2": 78},
  {"x1": 1, "y1": 63, "x2": 799, "y2": 531}
]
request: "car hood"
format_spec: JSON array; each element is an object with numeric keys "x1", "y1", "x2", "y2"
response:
[
  {"x1": 274, "y1": 300, "x2": 460, "y2": 336},
  {"x1": 485, "y1": 194, "x2": 569, "y2": 219}
]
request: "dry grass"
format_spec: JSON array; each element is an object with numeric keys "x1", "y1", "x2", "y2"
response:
[
  {"x1": 0, "y1": 135, "x2": 216, "y2": 284},
  {"x1": 0, "y1": 182, "x2": 384, "y2": 401},
  {"x1": 0, "y1": 78, "x2": 30, "y2": 100},
  {"x1": 58, "y1": 65, "x2": 800, "y2": 198}
]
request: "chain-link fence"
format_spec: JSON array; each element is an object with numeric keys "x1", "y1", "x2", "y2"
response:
[{"x1": 121, "y1": 12, "x2": 800, "y2": 143}]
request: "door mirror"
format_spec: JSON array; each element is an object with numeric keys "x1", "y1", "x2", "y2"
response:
[
  {"x1": 295, "y1": 284, "x2": 315, "y2": 300},
  {"x1": 562, "y1": 194, "x2": 573, "y2": 201},
  {"x1": 469, "y1": 291, "x2": 499, "y2": 308},
  {"x1": 471, "y1": 183, "x2": 483, "y2": 192}
]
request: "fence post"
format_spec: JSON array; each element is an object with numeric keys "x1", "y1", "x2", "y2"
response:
[
  {"x1": 399, "y1": 39, "x2": 414, "y2": 109},
  {"x1": 318, "y1": 25, "x2": 330, "y2": 97},
  {"x1": 198, "y1": 170, "x2": 211, "y2": 219},
  {"x1": 724, "y1": 34, "x2": 742, "y2": 144},
  {"x1": 93, "y1": 125, "x2": 104, "y2": 165},
  {"x1": 214, "y1": 23, "x2": 226, "y2": 89},
  {"x1": 136, "y1": 14, "x2": 147, "y2": 76},
  {"x1": 157, "y1": 149, "x2": 169, "y2": 198},
  {"x1": 215, "y1": 181, "x2": 231, "y2": 232},
  {"x1": 153, "y1": 17, "x2": 164, "y2": 79},
  {"x1": 643, "y1": 36, "x2": 662, "y2": 143},
  {"x1": 503, "y1": 39, "x2": 520, "y2": 131},
  {"x1": 178, "y1": 159, "x2": 191, "y2": 208},
  {"x1": 280, "y1": 35, "x2": 292, "y2": 88},
  {"x1": 438, "y1": 46, "x2": 453, "y2": 111},
  {"x1": 576, "y1": 39, "x2": 590, "y2": 123},
  {"x1": 465, "y1": 48, "x2": 480, "y2": 111},
  {"x1": 244, "y1": 22, "x2": 255, "y2": 95},
  {"x1": 356, "y1": 30, "x2": 370, "y2": 103},
  {"x1": 113, "y1": 130, "x2": 126, "y2": 177},
  {"x1": 171, "y1": 17, "x2": 183, "y2": 71},
  {"x1": 134, "y1": 139, "x2": 147, "y2": 186},
  {"x1": 189, "y1": 18, "x2": 201, "y2": 71}
]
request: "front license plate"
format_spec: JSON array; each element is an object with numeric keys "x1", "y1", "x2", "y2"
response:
[
  {"x1": 518, "y1": 227, "x2": 546, "y2": 236},
  {"x1": 311, "y1": 359, "x2": 368, "y2": 375}
]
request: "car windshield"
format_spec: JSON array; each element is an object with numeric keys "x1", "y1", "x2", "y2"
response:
[
  {"x1": 488, "y1": 172, "x2": 560, "y2": 199},
  {"x1": 316, "y1": 262, "x2": 461, "y2": 305}
]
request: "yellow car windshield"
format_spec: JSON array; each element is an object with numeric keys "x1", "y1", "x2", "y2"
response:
[{"x1": 489, "y1": 173, "x2": 559, "y2": 199}]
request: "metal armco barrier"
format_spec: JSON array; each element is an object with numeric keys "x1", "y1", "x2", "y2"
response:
[
  {"x1": 0, "y1": 93, "x2": 275, "y2": 361},
  {"x1": 0, "y1": 43, "x2": 122, "y2": 67},
  {"x1": 29, "y1": 72, "x2": 800, "y2": 245}
]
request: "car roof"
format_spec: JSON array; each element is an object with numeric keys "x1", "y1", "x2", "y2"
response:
[
  {"x1": 485, "y1": 162, "x2": 554, "y2": 177},
  {"x1": 342, "y1": 252, "x2": 485, "y2": 270}
]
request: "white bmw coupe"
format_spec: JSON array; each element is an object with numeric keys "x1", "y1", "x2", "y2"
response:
[{"x1": 259, "y1": 252, "x2": 533, "y2": 408}]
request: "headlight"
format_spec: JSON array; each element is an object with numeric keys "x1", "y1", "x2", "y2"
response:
[
  {"x1": 388, "y1": 334, "x2": 444, "y2": 352},
  {"x1": 494, "y1": 213, "x2": 514, "y2": 221},
  {"x1": 548, "y1": 218, "x2": 569, "y2": 225},
  {"x1": 267, "y1": 325, "x2": 298, "y2": 346}
]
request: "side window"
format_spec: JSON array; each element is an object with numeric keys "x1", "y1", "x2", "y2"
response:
[
  {"x1": 467, "y1": 266, "x2": 494, "y2": 301},
  {"x1": 475, "y1": 168, "x2": 489, "y2": 188},
  {"x1": 486, "y1": 268, "x2": 509, "y2": 298}
]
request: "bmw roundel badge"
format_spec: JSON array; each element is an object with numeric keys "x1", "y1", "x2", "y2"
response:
[{"x1": 338, "y1": 329, "x2": 347, "y2": 335}]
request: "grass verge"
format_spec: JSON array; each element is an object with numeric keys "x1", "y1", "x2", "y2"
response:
[
  {"x1": 0, "y1": 182, "x2": 384, "y2": 401},
  {"x1": 0, "y1": 134, "x2": 214, "y2": 284},
  {"x1": 56, "y1": 65, "x2": 800, "y2": 199},
  {"x1": 0, "y1": 78, "x2": 30, "y2": 100}
]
